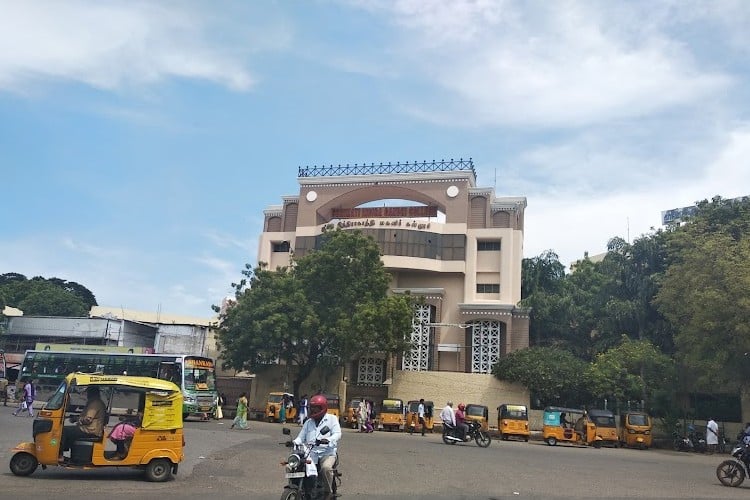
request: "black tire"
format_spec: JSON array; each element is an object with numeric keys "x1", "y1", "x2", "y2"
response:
[
  {"x1": 279, "y1": 488, "x2": 300, "y2": 500},
  {"x1": 500, "y1": 432, "x2": 507, "y2": 441},
  {"x1": 524, "y1": 436, "x2": 529, "y2": 442},
  {"x1": 10, "y1": 452, "x2": 38, "y2": 476},
  {"x1": 717, "y1": 460, "x2": 746, "y2": 487},
  {"x1": 546, "y1": 437, "x2": 557, "y2": 446},
  {"x1": 475, "y1": 431, "x2": 492, "y2": 448},
  {"x1": 145, "y1": 458, "x2": 173, "y2": 482}
]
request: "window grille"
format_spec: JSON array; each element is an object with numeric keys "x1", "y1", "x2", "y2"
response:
[
  {"x1": 402, "y1": 305, "x2": 431, "y2": 371},
  {"x1": 470, "y1": 320, "x2": 502, "y2": 373},
  {"x1": 357, "y1": 356, "x2": 385, "y2": 384}
]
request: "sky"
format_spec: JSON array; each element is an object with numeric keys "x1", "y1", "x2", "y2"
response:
[{"x1": 2, "y1": 0, "x2": 749, "y2": 318}]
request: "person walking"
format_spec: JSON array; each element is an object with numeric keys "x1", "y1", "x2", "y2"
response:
[
  {"x1": 0, "y1": 376, "x2": 8, "y2": 406},
  {"x1": 417, "y1": 398, "x2": 426, "y2": 436},
  {"x1": 12, "y1": 378, "x2": 35, "y2": 417},
  {"x1": 280, "y1": 394, "x2": 288, "y2": 424},
  {"x1": 231, "y1": 392, "x2": 249, "y2": 430},
  {"x1": 357, "y1": 399, "x2": 367, "y2": 432},
  {"x1": 706, "y1": 417, "x2": 719, "y2": 454},
  {"x1": 216, "y1": 393, "x2": 226, "y2": 420}
]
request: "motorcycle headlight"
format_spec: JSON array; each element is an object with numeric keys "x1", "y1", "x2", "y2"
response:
[{"x1": 286, "y1": 453, "x2": 301, "y2": 471}]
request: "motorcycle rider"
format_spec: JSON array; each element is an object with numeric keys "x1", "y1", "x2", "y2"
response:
[
  {"x1": 455, "y1": 403, "x2": 469, "y2": 441},
  {"x1": 292, "y1": 394, "x2": 341, "y2": 500},
  {"x1": 440, "y1": 401, "x2": 456, "y2": 435}
]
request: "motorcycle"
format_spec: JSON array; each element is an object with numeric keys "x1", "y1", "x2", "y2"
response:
[
  {"x1": 672, "y1": 431, "x2": 693, "y2": 452},
  {"x1": 280, "y1": 426, "x2": 342, "y2": 500},
  {"x1": 688, "y1": 430, "x2": 707, "y2": 453},
  {"x1": 717, "y1": 441, "x2": 750, "y2": 487},
  {"x1": 442, "y1": 420, "x2": 492, "y2": 448}
]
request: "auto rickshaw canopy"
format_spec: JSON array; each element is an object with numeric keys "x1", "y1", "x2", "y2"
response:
[
  {"x1": 543, "y1": 406, "x2": 584, "y2": 426},
  {"x1": 381, "y1": 398, "x2": 403, "y2": 413},
  {"x1": 62, "y1": 372, "x2": 183, "y2": 430},
  {"x1": 498, "y1": 404, "x2": 528, "y2": 419}
]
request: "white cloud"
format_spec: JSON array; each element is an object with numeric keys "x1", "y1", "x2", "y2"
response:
[{"x1": 0, "y1": 0, "x2": 258, "y2": 93}]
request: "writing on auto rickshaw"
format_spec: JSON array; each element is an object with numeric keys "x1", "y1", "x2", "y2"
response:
[{"x1": 10, "y1": 373, "x2": 184, "y2": 482}]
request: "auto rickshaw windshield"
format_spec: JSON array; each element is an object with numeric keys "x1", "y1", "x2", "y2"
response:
[
  {"x1": 628, "y1": 414, "x2": 649, "y2": 426},
  {"x1": 45, "y1": 381, "x2": 67, "y2": 410},
  {"x1": 591, "y1": 414, "x2": 616, "y2": 427},
  {"x1": 382, "y1": 400, "x2": 403, "y2": 413},
  {"x1": 501, "y1": 405, "x2": 527, "y2": 419},
  {"x1": 466, "y1": 405, "x2": 485, "y2": 417}
]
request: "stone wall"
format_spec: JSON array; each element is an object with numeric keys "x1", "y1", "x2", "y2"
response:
[{"x1": 388, "y1": 370, "x2": 529, "y2": 423}]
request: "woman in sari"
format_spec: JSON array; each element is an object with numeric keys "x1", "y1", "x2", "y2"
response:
[{"x1": 231, "y1": 392, "x2": 249, "y2": 430}]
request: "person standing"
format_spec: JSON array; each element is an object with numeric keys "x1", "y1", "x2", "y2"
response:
[
  {"x1": 280, "y1": 394, "x2": 288, "y2": 424},
  {"x1": 298, "y1": 394, "x2": 308, "y2": 425},
  {"x1": 215, "y1": 393, "x2": 226, "y2": 420},
  {"x1": 231, "y1": 392, "x2": 249, "y2": 430},
  {"x1": 0, "y1": 377, "x2": 8, "y2": 406},
  {"x1": 706, "y1": 417, "x2": 719, "y2": 454},
  {"x1": 357, "y1": 399, "x2": 367, "y2": 432},
  {"x1": 417, "y1": 398, "x2": 426, "y2": 436}
]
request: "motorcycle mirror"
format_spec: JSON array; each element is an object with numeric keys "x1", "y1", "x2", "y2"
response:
[
  {"x1": 320, "y1": 426, "x2": 330, "y2": 435},
  {"x1": 282, "y1": 428, "x2": 291, "y2": 435}
]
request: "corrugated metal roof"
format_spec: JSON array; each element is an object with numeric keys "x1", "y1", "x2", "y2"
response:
[{"x1": 90, "y1": 306, "x2": 216, "y2": 327}]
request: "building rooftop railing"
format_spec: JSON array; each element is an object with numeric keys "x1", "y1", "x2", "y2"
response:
[{"x1": 298, "y1": 158, "x2": 475, "y2": 178}]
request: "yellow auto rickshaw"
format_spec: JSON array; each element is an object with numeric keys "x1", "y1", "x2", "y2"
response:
[
  {"x1": 465, "y1": 404, "x2": 489, "y2": 432},
  {"x1": 543, "y1": 406, "x2": 591, "y2": 446},
  {"x1": 10, "y1": 372, "x2": 184, "y2": 481},
  {"x1": 497, "y1": 403, "x2": 530, "y2": 441},
  {"x1": 266, "y1": 392, "x2": 297, "y2": 423},
  {"x1": 619, "y1": 411, "x2": 652, "y2": 449},
  {"x1": 405, "y1": 400, "x2": 434, "y2": 434},
  {"x1": 587, "y1": 409, "x2": 619, "y2": 447},
  {"x1": 325, "y1": 393, "x2": 341, "y2": 418},
  {"x1": 378, "y1": 398, "x2": 404, "y2": 431},
  {"x1": 343, "y1": 397, "x2": 364, "y2": 429}
]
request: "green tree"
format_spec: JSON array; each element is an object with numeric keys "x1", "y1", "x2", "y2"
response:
[
  {"x1": 17, "y1": 280, "x2": 88, "y2": 316},
  {"x1": 216, "y1": 230, "x2": 414, "y2": 397},
  {"x1": 656, "y1": 197, "x2": 750, "y2": 391},
  {"x1": 493, "y1": 346, "x2": 590, "y2": 407},
  {"x1": 588, "y1": 336, "x2": 676, "y2": 412}
]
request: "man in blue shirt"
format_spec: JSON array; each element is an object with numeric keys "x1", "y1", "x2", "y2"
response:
[{"x1": 293, "y1": 394, "x2": 342, "y2": 499}]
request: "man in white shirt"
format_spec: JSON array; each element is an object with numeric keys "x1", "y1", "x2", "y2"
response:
[
  {"x1": 440, "y1": 401, "x2": 455, "y2": 427},
  {"x1": 417, "y1": 399, "x2": 426, "y2": 436},
  {"x1": 293, "y1": 394, "x2": 342, "y2": 500},
  {"x1": 706, "y1": 417, "x2": 719, "y2": 454}
]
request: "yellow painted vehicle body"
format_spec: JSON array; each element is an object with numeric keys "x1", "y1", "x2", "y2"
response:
[
  {"x1": 378, "y1": 398, "x2": 404, "y2": 431},
  {"x1": 587, "y1": 409, "x2": 619, "y2": 447},
  {"x1": 497, "y1": 403, "x2": 530, "y2": 441},
  {"x1": 342, "y1": 397, "x2": 363, "y2": 428},
  {"x1": 265, "y1": 392, "x2": 297, "y2": 423},
  {"x1": 325, "y1": 394, "x2": 341, "y2": 418},
  {"x1": 465, "y1": 404, "x2": 489, "y2": 432},
  {"x1": 405, "y1": 400, "x2": 434, "y2": 433},
  {"x1": 619, "y1": 412, "x2": 652, "y2": 449},
  {"x1": 9, "y1": 372, "x2": 184, "y2": 481},
  {"x1": 542, "y1": 406, "x2": 591, "y2": 446}
]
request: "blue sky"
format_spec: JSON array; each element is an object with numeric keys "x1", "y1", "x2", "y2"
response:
[{"x1": 2, "y1": 0, "x2": 749, "y2": 318}]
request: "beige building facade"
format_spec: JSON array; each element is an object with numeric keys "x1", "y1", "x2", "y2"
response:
[{"x1": 257, "y1": 160, "x2": 530, "y2": 413}]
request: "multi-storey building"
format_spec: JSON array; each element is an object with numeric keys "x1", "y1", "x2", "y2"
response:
[{"x1": 257, "y1": 159, "x2": 530, "y2": 408}]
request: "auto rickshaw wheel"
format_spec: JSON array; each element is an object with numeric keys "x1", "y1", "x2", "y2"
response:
[
  {"x1": 145, "y1": 458, "x2": 174, "y2": 482},
  {"x1": 546, "y1": 437, "x2": 557, "y2": 446},
  {"x1": 10, "y1": 452, "x2": 38, "y2": 476}
]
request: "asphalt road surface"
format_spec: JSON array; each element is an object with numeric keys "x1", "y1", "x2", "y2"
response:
[{"x1": 0, "y1": 407, "x2": 746, "y2": 499}]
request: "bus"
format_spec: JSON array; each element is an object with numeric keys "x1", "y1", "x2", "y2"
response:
[{"x1": 19, "y1": 349, "x2": 217, "y2": 420}]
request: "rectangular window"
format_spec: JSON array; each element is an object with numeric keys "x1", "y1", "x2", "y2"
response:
[
  {"x1": 477, "y1": 240, "x2": 501, "y2": 251},
  {"x1": 476, "y1": 283, "x2": 500, "y2": 293},
  {"x1": 272, "y1": 241, "x2": 290, "y2": 252}
]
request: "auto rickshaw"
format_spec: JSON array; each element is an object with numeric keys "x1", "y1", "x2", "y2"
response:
[
  {"x1": 542, "y1": 406, "x2": 592, "y2": 446},
  {"x1": 619, "y1": 411, "x2": 652, "y2": 449},
  {"x1": 405, "y1": 400, "x2": 434, "y2": 434},
  {"x1": 465, "y1": 404, "x2": 489, "y2": 432},
  {"x1": 586, "y1": 409, "x2": 619, "y2": 447},
  {"x1": 266, "y1": 392, "x2": 297, "y2": 423},
  {"x1": 10, "y1": 372, "x2": 184, "y2": 481},
  {"x1": 324, "y1": 393, "x2": 341, "y2": 418},
  {"x1": 343, "y1": 397, "x2": 363, "y2": 429},
  {"x1": 497, "y1": 403, "x2": 530, "y2": 441},
  {"x1": 378, "y1": 398, "x2": 404, "y2": 431}
]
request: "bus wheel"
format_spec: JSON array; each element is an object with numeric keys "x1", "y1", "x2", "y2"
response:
[
  {"x1": 10, "y1": 452, "x2": 38, "y2": 476},
  {"x1": 145, "y1": 458, "x2": 173, "y2": 482}
]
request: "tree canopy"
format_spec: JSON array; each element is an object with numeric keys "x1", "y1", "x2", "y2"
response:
[
  {"x1": 215, "y1": 230, "x2": 414, "y2": 397},
  {"x1": 0, "y1": 273, "x2": 96, "y2": 316}
]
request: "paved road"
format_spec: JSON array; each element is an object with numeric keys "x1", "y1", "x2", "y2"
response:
[{"x1": 0, "y1": 407, "x2": 747, "y2": 499}]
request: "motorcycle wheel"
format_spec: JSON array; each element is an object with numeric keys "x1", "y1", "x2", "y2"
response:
[
  {"x1": 475, "y1": 431, "x2": 492, "y2": 448},
  {"x1": 279, "y1": 487, "x2": 301, "y2": 500},
  {"x1": 717, "y1": 460, "x2": 745, "y2": 487}
]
